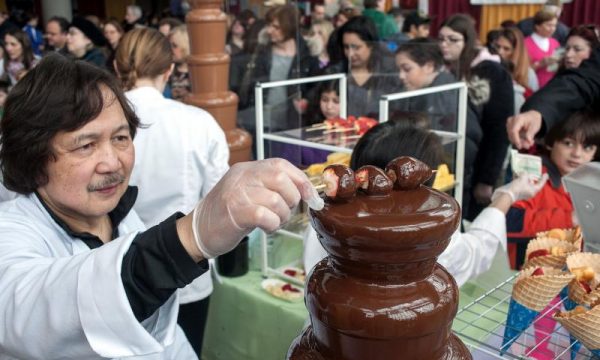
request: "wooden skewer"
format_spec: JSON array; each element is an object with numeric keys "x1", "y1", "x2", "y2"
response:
[
  {"x1": 305, "y1": 136, "x2": 327, "y2": 142},
  {"x1": 341, "y1": 134, "x2": 362, "y2": 140},
  {"x1": 314, "y1": 183, "x2": 327, "y2": 192},
  {"x1": 323, "y1": 127, "x2": 355, "y2": 134},
  {"x1": 305, "y1": 126, "x2": 328, "y2": 132}
]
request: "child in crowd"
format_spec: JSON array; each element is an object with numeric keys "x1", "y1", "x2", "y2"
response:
[
  {"x1": 304, "y1": 119, "x2": 546, "y2": 287},
  {"x1": 304, "y1": 80, "x2": 340, "y2": 126},
  {"x1": 281, "y1": 80, "x2": 341, "y2": 167},
  {"x1": 507, "y1": 110, "x2": 600, "y2": 269},
  {"x1": 506, "y1": 111, "x2": 599, "y2": 360}
]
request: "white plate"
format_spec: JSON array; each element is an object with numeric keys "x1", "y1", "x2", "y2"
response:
[
  {"x1": 261, "y1": 278, "x2": 304, "y2": 302},
  {"x1": 279, "y1": 266, "x2": 306, "y2": 282}
]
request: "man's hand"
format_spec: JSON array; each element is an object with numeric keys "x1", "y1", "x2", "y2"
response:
[
  {"x1": 507, "y1": 110, "x2": 543, "y2": 149},
  {"x1": 190, "y1": 158, "x2": 322, "y2": 259}
]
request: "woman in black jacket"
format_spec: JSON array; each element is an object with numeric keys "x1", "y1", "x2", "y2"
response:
[
  {"x1": 326, "y1": 16, "x2": 400, "y2": 118},
  {"x1": 439, "y1": 14, "x2": 515, "y2": 220},
  {"x1": 231, "y1": 5, "x2": 320, "y2": 137},
  {"x1": 66, "y1": 17, "x2": 107, "y2": 69},
  {"x1": 392, "y1": 38, "x2": 483, "y2": 205}
]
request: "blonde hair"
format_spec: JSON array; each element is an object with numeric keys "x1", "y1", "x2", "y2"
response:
[
  {"x1": 115, "y1": 28, "x2": 173, "y2": 90},
  {"x1": 169, "y1": 24, "x2": 190, "y2": 58}
]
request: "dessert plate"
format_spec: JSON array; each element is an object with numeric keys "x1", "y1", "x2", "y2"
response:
[{"x1": 261, "y1": 278, "x2": 304, "y2": 302}]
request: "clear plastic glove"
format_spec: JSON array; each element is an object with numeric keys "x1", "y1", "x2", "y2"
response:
[
  {"x1": 191, "y1": 158, "x2": 323, "y2": 259},
  {"x1": 491, "y1": 173, "x2": 549, "y2": 203}
]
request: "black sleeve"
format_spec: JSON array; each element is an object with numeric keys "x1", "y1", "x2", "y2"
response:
[
  {"x1": 473, "y1": 62, "x2": 514, "y2": 186},
  {"x1": 121, "y1": 212, "x2": 208, "y2": 321},
  {"x1": 506, "y1": 207, "x2": 525, "y2": 233},
  {"x1": 522, "y1": 48, "x2": 600, "y2": 134}
]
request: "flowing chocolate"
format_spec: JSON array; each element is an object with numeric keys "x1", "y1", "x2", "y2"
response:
[
  {"x1": 385, "y1": 156, "x2": 433, "y2": 190},
  {"x1": 288, "y1": 177, "x2": 471, "y2": 360},
  {"x1": 322, "y1": 164, "x2": 357, "y2": 201},
  {"x1": 355, "y1": 165, "x2": 393, "y2": 196}
]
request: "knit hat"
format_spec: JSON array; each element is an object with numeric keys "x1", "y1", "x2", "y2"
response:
[{"x1": 70, "y1": 16, "x2": 106, "y2": 47}]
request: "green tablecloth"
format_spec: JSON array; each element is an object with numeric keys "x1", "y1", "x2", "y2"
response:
[
  {"x1": 201, "y1": 270, "x2": 307, "y2": 360},
  {"x1": 202, "y1": 234, "x2": 515, "y2": 360}
]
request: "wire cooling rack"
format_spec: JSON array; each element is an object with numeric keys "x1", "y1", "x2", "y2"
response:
[{"x1": 453, "y1": 274, "x2": 596, "y2": 359}]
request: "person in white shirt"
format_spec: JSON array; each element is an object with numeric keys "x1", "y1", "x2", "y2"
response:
[
  {"x1": 114, "y1": 28, "x2": 230, "y2": 356},
  {"x1": 303, "y1": 120, "x2": 547, "y2": 286},
  {"x1": 0, "y1": 53, "x2": 321, "y2": 359}
]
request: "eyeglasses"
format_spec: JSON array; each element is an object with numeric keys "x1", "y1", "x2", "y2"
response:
[{"x1": 438, "y1": 36, "x2": 464, "y2": 44}]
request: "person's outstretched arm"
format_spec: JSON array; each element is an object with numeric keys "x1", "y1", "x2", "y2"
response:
[
  {"x1": 508, "y1": 49, "x2": 600, "y2": 149},
  {"x1": 438, "y1": 174, "x2": 548, "y2": 286}
]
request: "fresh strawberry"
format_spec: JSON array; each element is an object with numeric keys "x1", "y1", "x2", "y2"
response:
[
  {"x1": 282, "y1": 284, "x2": 301, "y2": 293},
  {"x1": 355, "y1": 168, "x2": 369, "y2": 190},
  {"x1": 531, "y1": 268, "x2": 545, "y2": 276},
  {"x1": 579, "y1": 281, "x2": 592, "y2": 294},
  {"x1": 527, "y1": 249, "x2": 550, "y2": 261},
  {"x1": 284, "y1": 269, "x2": 297, "y2": 277},
  {"x1": 385, "y1": 156, "x2": 433, "y2": 190},
  {"x1": 322, "y1": 164, "x2": 357, "y2": 200},
  {"x1": 355, "y1": 165, "x2": 393, "y2": 195}
]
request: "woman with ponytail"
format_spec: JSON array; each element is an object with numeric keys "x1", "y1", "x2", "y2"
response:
[{"x1": 114, "y1": 27, "x2": 230, "y2": 357}]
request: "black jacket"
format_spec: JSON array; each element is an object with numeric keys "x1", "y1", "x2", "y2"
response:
[
  {"x1": 230, "y1": 38, "x2": 320, "y2": 111},
  {"x1": 81, "y1": 47, "x2": 107, "y2": 69},
  {"x1": 325, "y1": 49, "x2": 400, "y2": 118},
  {"x1": 469, "y1": 60, "x2": 515, "y2": 187},
  {"x1": 522, "y1": 48, "x2": 600, "y2": 134}
]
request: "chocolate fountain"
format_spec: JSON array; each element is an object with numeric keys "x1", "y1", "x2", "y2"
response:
[{"x1": 288, "y1": 158, "x2": 472, "y2": 360}]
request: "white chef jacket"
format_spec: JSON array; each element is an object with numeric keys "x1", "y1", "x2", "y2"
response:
[
  {"x1": 0, "y1": 181, "x2": 16, "y2": 202},
  {"x1": 303, "y1": 207, "x2": 507, "y2": 287},
  {"x1": 0, "y1": 194, "x2": 197, "y2": 360},
  {"x1": 127, "y1": 87, "x2": 230, "y2": 303}
]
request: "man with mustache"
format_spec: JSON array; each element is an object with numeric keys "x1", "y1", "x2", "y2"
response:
[{"x1": 0, "y1": 54, "x2": 321, "y2": 359}]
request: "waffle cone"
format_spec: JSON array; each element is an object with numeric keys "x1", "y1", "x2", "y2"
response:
[
  {"x1": 537, "y1": 226, "x2": 583, "y2": 250},
  {"x1": 554, "y1": 305, "x2": 600, "y2": 350},
  {"x1": 566, "y1": 253, "x2": 600, "y2": 306},
  {"x1": 512, "y1": 267, "x2": 574, "y2": 311},
  {"x1": 523, "y1": 237, "x2": 578, "y2": 270},
  {"x1": 568, "y1": 279, "x2": 600, "y2": 308}
]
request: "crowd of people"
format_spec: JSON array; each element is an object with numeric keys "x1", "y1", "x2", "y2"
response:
[{"x1": 0, "y1": 0, "x2": 598, "y2": 359}]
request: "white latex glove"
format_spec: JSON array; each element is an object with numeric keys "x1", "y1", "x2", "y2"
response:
[
  {"x1": 191, "y1": 158, "x2": 323, "y2": 259},
  {"x1": 491, "y1": 173, "x2": 549, "y2": 204}
]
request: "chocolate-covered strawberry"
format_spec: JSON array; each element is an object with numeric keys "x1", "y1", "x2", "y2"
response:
[
  {"x1": 385, "y1": 156, "x2": 433, "y2": 190},
  {"x1": 322, "y1": 164, "x2": 357, "y2": 200},
  {"x1": 355, "y1": 165, "x2": 393, "y2": 195}
]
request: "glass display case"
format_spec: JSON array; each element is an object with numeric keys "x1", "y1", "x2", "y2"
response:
[{"x1": 255, "y1": 75, "x2": 468, "y2": 286}]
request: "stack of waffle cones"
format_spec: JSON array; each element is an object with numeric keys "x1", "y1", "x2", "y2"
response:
[
  {"x1": 554, "y1": 304, "x2": 600, "y2": 352},
  {"x1": 512, "y1": 267, "x2": 574, "y2": 311},
  {"x1": 566, "y1": 253, "x2": 600, "y2": 308},
  {"x1": 523, "y1": 237, "x2": 579, "y2": 270}
]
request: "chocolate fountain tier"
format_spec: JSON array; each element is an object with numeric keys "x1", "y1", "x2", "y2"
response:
[
  {"x1": 288, "y1": 260, "x2": 471, "y2": 360},
  {"x1": 310, "y1": 186, "x2": 460, "y2": 267},
  {"x1": 288, "y1": 326, "x2": 471, "y2": 360}
]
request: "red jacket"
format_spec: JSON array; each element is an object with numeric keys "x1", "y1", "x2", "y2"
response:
[{"x1": 506, "y1": 159, "x2": 573, "y2": 268}]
